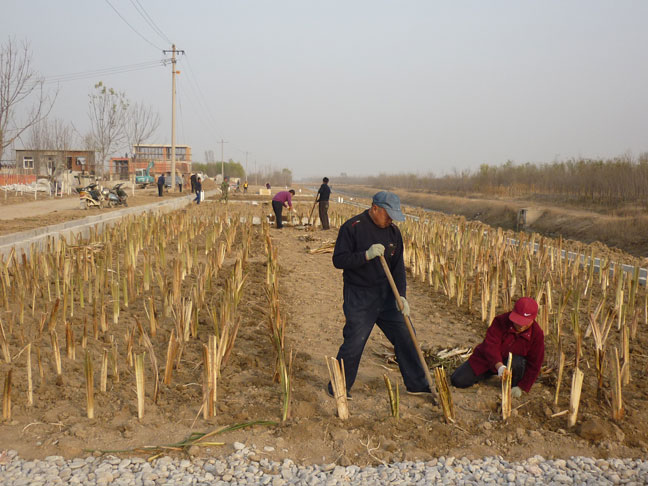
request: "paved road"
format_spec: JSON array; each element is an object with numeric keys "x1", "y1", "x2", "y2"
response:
[{"x1": 0, "y1": 196, "x2": 80, "y2": 220}]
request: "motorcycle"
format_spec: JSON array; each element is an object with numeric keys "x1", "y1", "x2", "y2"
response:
[
  {"x1": 77, "y1": 183, "x2": 104, "y2": 210},
  {"x1": 105, "y1": 183, "x2": 128, "y2": 207}
]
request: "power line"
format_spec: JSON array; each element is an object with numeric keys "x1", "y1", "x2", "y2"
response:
[
  {"x1": 130, "y1": 0, "x2": 172, "y2": 45},
  {"x1": 43, "y1": 59, "x2": 168, "y2": 85},
  {"x1": 104, "y1": 0, "x2": 163, "y2": 51}
]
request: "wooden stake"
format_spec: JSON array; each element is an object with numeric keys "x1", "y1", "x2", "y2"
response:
[
  {"x1": 2, "y1": 368, "x2": 11, "y2": 421},
  {"x1": 135, "y1": 353, "x2": 145, "y2": 420},
  {"x1": 84, "y1": 351, "x2": 94, "y2": 419}
]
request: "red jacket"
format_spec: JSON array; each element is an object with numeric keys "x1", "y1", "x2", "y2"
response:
[{"x1": 468, "y1": 312, "x2": 545, "y2": 392}]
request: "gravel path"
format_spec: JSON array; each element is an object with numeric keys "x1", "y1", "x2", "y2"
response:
[{"x1": 1, "y1": 446, "x2": 646, "y2": 486}]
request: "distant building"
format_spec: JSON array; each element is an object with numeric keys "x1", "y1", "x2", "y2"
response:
[
  {"x1": 109, "y1": 144, "x2": 192, "y2": 179},
  {"x1": 14, "y1": 149, "x2": 96, "y2": 177}
]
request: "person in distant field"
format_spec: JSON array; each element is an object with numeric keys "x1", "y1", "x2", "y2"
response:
[
  {"x1": 316, "y1": 177, "x2": 331, "y2": 230},
  {"x1": 272, "y1": 189, "x2": 295, "y2": 229},
  {"x1": 328, "y1": 191, "x2": 432, "y2": 399},
  {"x1": 190, "y1": 173, "x2": 197, "y2": 193},
  {"x1": 194, "y1": 177, "x2": 203, "y2": 204},
  {"x1": 221, "y1": 178, "x2": 229, "y2": 202},
  {"x1": 243, "y1": 180, "x2": 248, "y2": 193},
  {"x1": 265, "y1": 182, "x2": 271, "y2": 190},
  {"x1": 178, "y1": 174, "x2": 184, "y2": 193},
  {"x1": 450, "y1": 297, "x2": 545, "y2": 398},
  {"x1": 157, "y1": 173, "x2": 165, "y2": 197}
]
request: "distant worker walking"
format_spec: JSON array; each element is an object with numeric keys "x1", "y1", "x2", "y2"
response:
[
  {"x1": 316, "y1": 177, "x2": 331, "y2": 230},
  {"x1": 272, "y1": 189, "x2": 295, "y2": 229},
  {"x1": 220, "y1": 179, "x2": 229, "y2": 202},
  {"x1": 190, "y1": 173, "x2": 197, "y2": 193},
  {"x1": 243, "y1": 180, "x2": 248, "y2": 193},
  {"x1": 328, "y1": 191, "x2": 432, "y2": 398},
  {"x1": 194, "y1": 177, "x2": 203, "y2": 204},
  {"x1": 157, "y1": 174, "x2": 165, "y2": 197}
]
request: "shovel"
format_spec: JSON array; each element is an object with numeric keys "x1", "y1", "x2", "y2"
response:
[
  {"x1": 306, "y1": 199, "x2": 318, "y2": 229},
  {"x1": 379, "y1": 255, "x2": 438, "y2": 403}
]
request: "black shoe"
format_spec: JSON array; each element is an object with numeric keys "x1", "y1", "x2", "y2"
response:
[{"x1": 327, "y1": 382, "x2": 352, "y2": 400}]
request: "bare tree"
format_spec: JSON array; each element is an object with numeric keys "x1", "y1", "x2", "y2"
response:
[
  {"x1": 125, "y1": 101, "x2": 159, "y2": 170},
  {"x1": 0, "y1": 37, "x2": 55, "y2": 161},
  {"x1": 87, "y1": 81, "x2": 129, "y2": 176},
  {"x1": 26, "y1": 117, "x2": 77, "y2": 178}
]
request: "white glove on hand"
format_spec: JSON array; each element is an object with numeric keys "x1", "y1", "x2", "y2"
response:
[
  {"x1": 511, "y1": 386, "x2": 523, "y2": 398},
  {"x1": 497, "y1": 365, "x2": 507, "y2": 377},
  {"x1": 398, "y1": 296, "x2": 410, "y2": 316},
  {"x1": 365, "y1": 243, "x2": 385, "y2": 260}
]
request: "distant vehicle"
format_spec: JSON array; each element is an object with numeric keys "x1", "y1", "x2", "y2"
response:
[{"x1": 135, "y1": 161, "x2": 155, "y2": 188}]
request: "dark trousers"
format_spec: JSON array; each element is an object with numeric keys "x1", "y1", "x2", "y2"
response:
[
  {"x1": 451, "y1": 355, "x2": 527, "y2": 388},
  {"x1": 194, "y1": 190, "x2": 201, "y2": 204},
  {"x1": 335, "y1": 284, "x2": 429, "y2": 393},
  {"x1": 318, "y1": 200, "x2": 330, "y2": 230},
  {"x1": 157, "y1": 184, "x2": 163, "y2": 197},
  {"x1": 272, "y1": 200, "x2": 284, "y2": 228}
]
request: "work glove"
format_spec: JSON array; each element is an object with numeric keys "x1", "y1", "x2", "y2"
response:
[
  {"x1": 497, "y1": 365, "x2": 507, "y2": 377},
  {"x1": 398, "y1": 296, "x2": 410, "y2": 316},
  {"x1": 365, "y1": 243, "x2": 385, "y2": 261},
  {"x1": 511, "y1": 386, "x2": 523, "y2": 398}
]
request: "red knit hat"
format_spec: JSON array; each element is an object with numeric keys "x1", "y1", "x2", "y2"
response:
[{"x1": 510, "y1": 297, "x2": 538, "y2": 326}]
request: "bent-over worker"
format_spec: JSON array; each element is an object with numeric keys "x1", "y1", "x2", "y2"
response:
[
  {"x1": 271, "y1": 189, "x2": 295, "y2": 229},
  {"x1": 328, "y1": 191, "x2": 431, "y2": 398},
  {"x1": 450, "y1": 297, "x2": 545, "y2": 398}
]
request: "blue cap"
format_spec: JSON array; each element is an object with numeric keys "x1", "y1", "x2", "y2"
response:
[{"x1": 372, "y1": 191, "x2": 405, "y2": 221}]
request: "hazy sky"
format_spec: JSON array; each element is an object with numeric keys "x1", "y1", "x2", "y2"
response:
[{"x1": 3, "y1": 1, "x2": 648, "y2": 178}]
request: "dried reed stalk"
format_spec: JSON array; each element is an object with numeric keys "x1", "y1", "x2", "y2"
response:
[
  {"x1": 554, "y1": 349, "x2": 565, "y2": 405},
  {"x1": 163, "y1": 330, "x2": 178, "y2": 385},
  {"x1": 100, "y1": 349, "x2": 108, "y2": 392},
  {"x1": 0, "y1": 319, "x2": 10, "y2": 364},
  {"x1": 433, "y1": 366, "x2": 455, "y2": 423},
  {"x1": 26, "y1": 343, "x2": 33, "y2": 406},
  {"x1": 326, "y1": 356, "x2": 349, "y2": 420},
  {"x1": 611, "y1": 347, "x2": 626, "y2": 421},
  {"x1": 84, "y1": 351, "x2": 94, "y2": 419},
  {"x1": 50, "y1": 331, "x2": 63, "y2": 385},
  {"x1": 501, "y1": 353, "x2": 513, "y2": 421},
  {"x1": 567, "y1": 367, "x2": 584, "y2": 428},
  {"x1": 383, "y1": 374, "x2": 399, "y2": 420},
  {"x1": 2, "y1": 368, "x2": 11, "y2": 421}
]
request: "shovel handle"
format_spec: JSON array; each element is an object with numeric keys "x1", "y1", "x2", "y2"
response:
[
  {"x1": 308, "y1": 199, "x2": 318, "y2": 224},
  {"x1": 378, "y1": 255, "x2": 438, "y2": 400}
]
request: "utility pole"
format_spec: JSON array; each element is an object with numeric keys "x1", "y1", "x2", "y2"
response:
[
  {"x1": 218, "y1": 139, "x2": 229, "y2": 181},
  {"x1": 163, "y1": 44, "x2": 184, "y2": 191}
]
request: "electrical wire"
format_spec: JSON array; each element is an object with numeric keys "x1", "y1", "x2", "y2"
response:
[
  {"x1": 43, "y1": 59, "x2": 168, "y2": 85},
  {"x1": 130, "y1": 0, "x2": 172, "y2": 46},
  {"x1": 104, "y1": 0, "x2": 164, "y2": 52}
]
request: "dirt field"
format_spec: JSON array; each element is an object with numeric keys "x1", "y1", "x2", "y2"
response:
[{"x1": 0, "y1": 192, "x2": 646, "y2": 467}]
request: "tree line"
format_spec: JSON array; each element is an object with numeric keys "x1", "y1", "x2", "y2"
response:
[{"x1": 337, "y1": 154, "x2": 648, "y2": 206}]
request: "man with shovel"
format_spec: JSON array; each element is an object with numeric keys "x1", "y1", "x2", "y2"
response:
[
  {"x1": 328, "y1": 191, "x2": 433, "y2": 398},
  {"x1": 316, "y1": 177, "x2": 331, "y2": 230}
]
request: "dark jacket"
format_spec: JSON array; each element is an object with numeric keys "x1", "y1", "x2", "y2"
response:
[
  {"x1": 332, "y1": 210, "x2": 406, "y2": 297},
  {"x1": 195, "y1": 179, "x2": 202, "y2": 192},
  {"x1": 157, "y1": 175, "x2": 165, "y2": 186},
  {"x1": 317, "y1": 183, "x2": 331, "y2": 202},
  {"x1": 468, "y1": 313, "x2": 545, "y2": 392}
]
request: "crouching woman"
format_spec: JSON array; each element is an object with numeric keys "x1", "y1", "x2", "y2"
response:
[{"x1": 451, "y1": 297, "x2": 545, "y2": 398}]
